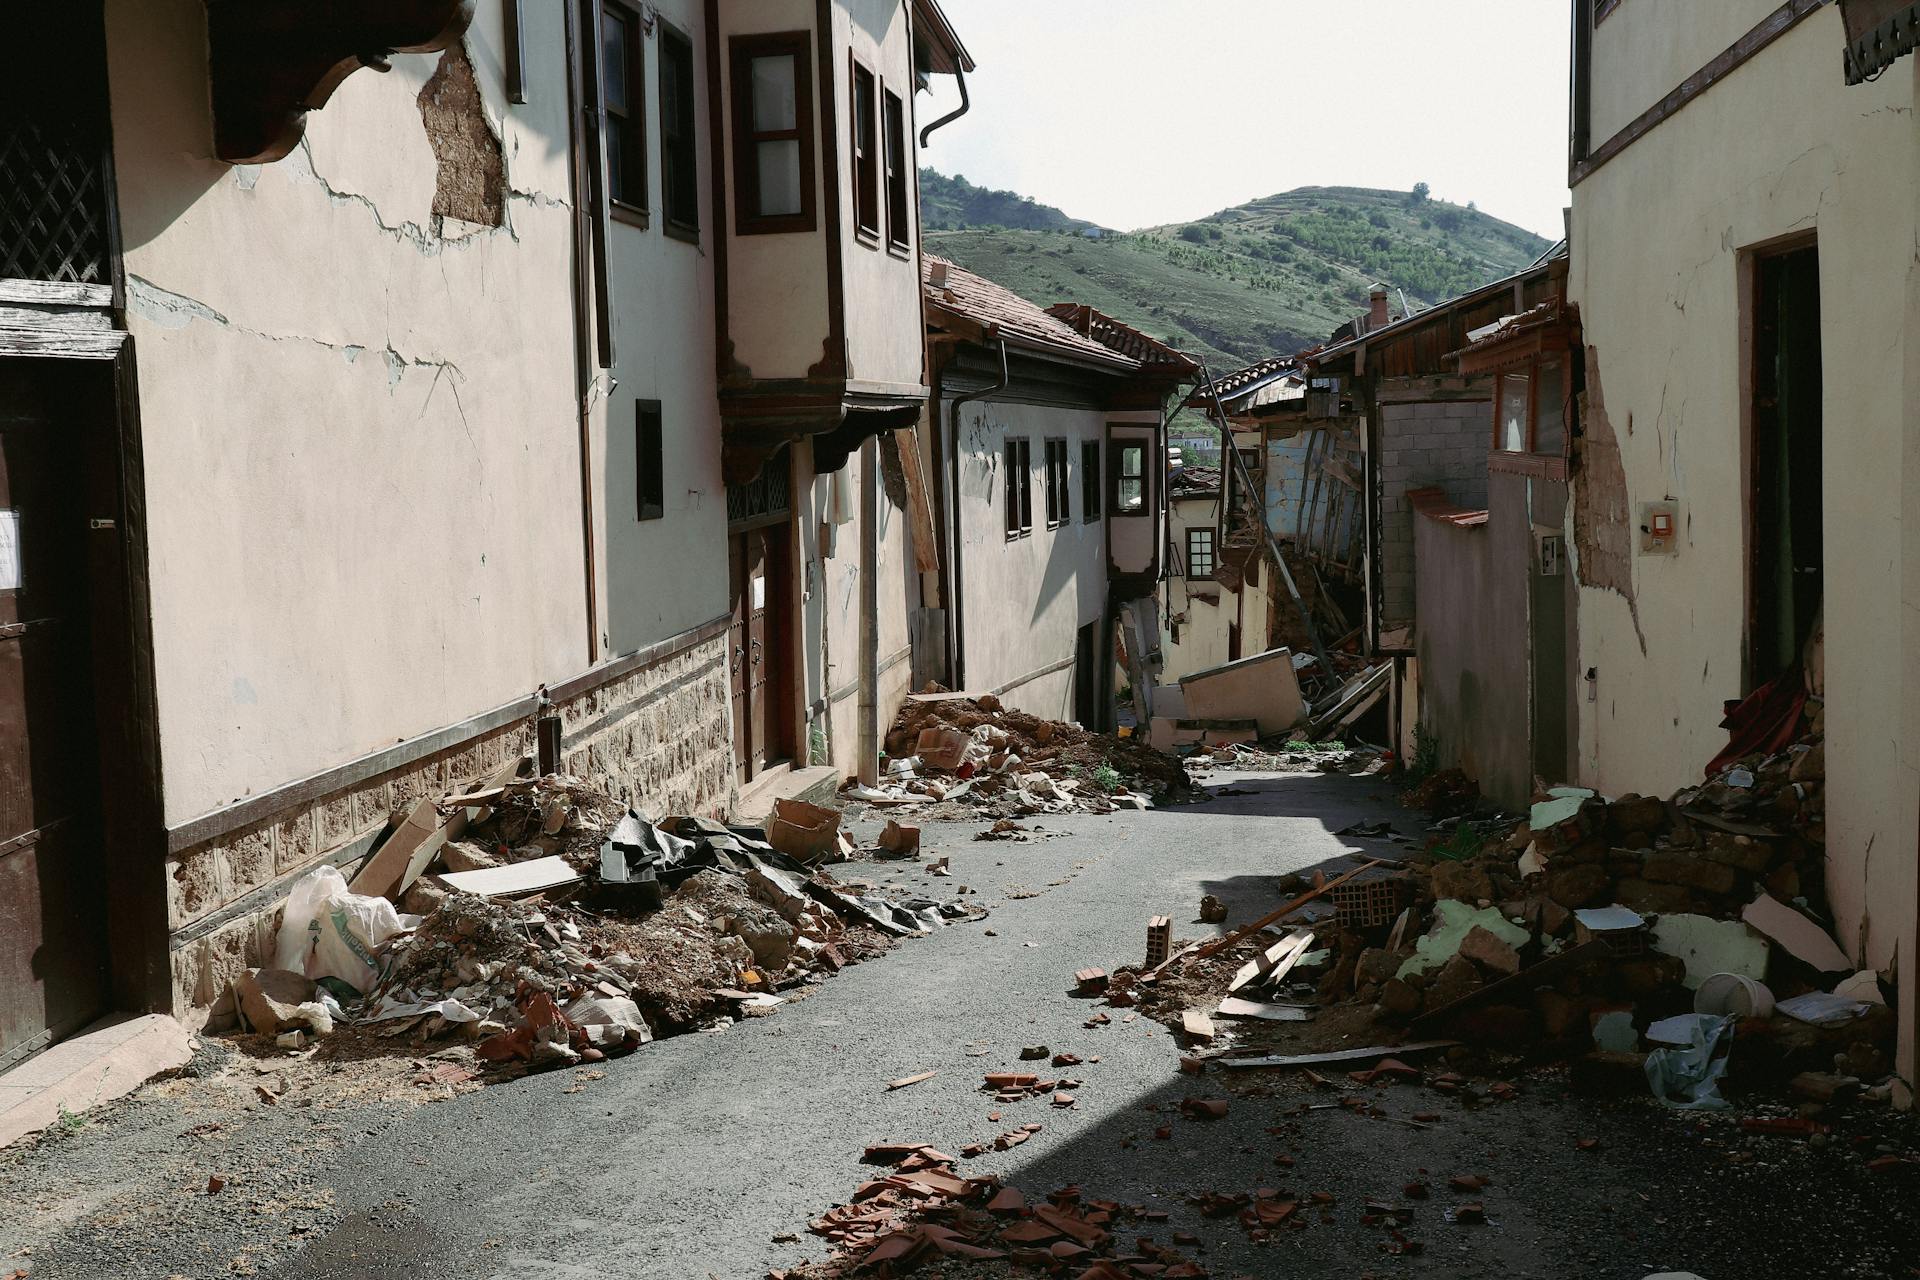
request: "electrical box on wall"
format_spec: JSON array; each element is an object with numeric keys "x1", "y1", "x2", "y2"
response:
[
  {"x1": 1638, "y1": 500, "x2": 1681, "y2": 556},
  {"x1": 1536, "y1": 531, "x2": 1564, "y2": 577}
]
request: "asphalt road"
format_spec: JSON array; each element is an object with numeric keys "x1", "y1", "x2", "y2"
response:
[{"x1": 9, "y1": 771, "x2": 1920, "y2": 1280}]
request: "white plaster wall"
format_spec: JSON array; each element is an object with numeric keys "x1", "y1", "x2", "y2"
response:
[
  {"x1": 837, "y1": 0, "x2": 929, "y2": 391},
  {"x1": 1588, "y1": 0, "x2": 1781, "y2": 143},
  {"x1": 952, "y1": 399, "x2": 1108, "y2": 719},
  {"x1": 1570, "y1": 15, "x2": 1919, "y2": 1072},
  {"x1": 599, "y1": 0, "x2": 730, "y2": 654},
  {"x1": 717, "y1": 0, "x2": 832, "y2": 380},
  {"x1": 1163, "y1": 496, "x2": 1229, "y2": 683},
  {"x1": 108, "y1": 0, "x2": 588, "y2": 824}
]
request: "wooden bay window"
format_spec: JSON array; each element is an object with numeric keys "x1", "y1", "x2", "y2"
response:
[{"x1": 730, "y1": 33, "x2": 816, "y2": 234}]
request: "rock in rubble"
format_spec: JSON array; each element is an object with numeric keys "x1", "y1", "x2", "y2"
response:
[
  {"x1": 1458, "y1": 925, "x2": 1521, "y2": 977},
  {"x1": 1546, "y1": 862, "x2": 1611, "y2": 910},
  {"x1": 1430, "y1": 860, "x2": 1496, "y2": 904},
  {"x1": 1425, "y1": 955, "x2": 1483, "y2": 1011}
]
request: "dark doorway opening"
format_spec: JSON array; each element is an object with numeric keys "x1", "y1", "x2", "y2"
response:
[
  {"x1": 728, "y1": 524, "x2": 793, "y2": 783},
  {"x1": 0, "y1": 359, "x2": 113, "y2": 1067},
  {"x1": 1749, "y1": 243, "x2": 1824, "y2": 689},
  {"x1": 1074, "y1": 621, "x2": 1099, "y2": 729}
]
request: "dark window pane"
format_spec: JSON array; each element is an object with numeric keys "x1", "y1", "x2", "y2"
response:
[
  {"x1": 602, "y1": 9, "x2": 628, "y2": 112},
  {"x1": 605, "y1": 115, "x2": 628, "y2": 202},
  {"x1": 1534, "y1": 359, "x2": 1566, "y2": 456},
  {"x1": 1499, "y1": 373, "x2": 1530, "y2": 452}
]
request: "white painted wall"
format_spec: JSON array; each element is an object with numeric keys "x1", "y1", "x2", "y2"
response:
[
  {"x1": 950, "y1": 398, "x2": 1108, "y2": 719},
  {"x1": 1571, "y1": 8, "x2": 1920, "y2": 1076},
  {"x1": 108, "y1": 0, "x2": 588, "y2": 824},
  {"x1": 1162, "y1": 494, "x2": 1270, "y2": 684},
  {"x1": 599, "y1": 0, "x2": 730, "y2": 655}
]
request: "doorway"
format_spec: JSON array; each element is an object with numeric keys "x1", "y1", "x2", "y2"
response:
[
  {"x1": 1749, "y1": 243, "x2": 1824, "y2": 688},
  {"x1": 728, "y1": 524, "x2": 792, "y2": 783},
  {"x1": 0, "y1": 360, "x2": 112, "y2": 1066}
]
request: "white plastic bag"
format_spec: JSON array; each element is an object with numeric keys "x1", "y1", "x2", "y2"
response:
[{"x1": 274, "y1": 866, "x2": 418, "y2": 995}]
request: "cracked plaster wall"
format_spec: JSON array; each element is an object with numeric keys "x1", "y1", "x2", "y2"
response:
[
  {"x1": 106, "y1": 0, "x2": 588, "y2": 825},
  {"x1": 1570, "y1": 11, "x2": 1920, "y2": 1078}
]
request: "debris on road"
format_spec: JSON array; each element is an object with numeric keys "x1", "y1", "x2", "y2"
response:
[{"x1": 843, "y1": 694, "x2": 1193, "y2": 818}]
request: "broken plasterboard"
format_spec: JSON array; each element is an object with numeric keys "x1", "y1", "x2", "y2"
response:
[
  {"x1": 1741, "y1": 894, "x2": 1851, "y2": 974},
  {"x1": 1650, "y1": 913, "x2": 1768, "y2": 990},
  {"x1": 438, "y1": 856, "x2": 581, "y2": 898},
  {"x1": 1397, "y1": 901, "x2": 1531, "y2": 979}
]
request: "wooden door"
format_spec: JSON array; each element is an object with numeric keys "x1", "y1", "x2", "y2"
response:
[
  {"x1": 0, "y1": 360, "x2": 108, "y2": 1063},
  {"x1": 728, "y1": 535, "x2": 751, "y2": 783},
  {"x1": 744, "y1": 531, "x2": 770, "y2": 775}
]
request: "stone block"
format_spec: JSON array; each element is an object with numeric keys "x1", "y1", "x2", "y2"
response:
[
  {"x1": 1699, "y1": 833, "x2": 1773, "y2": 876},
  {"x1": 1546, "y1": 862, "x2": 1610, "y2": 910},
  {"x1": 273, "y1": 809, "x2": 319, "y2": 875},
  {"x1": 1641, "y1": 853, "x2": 1739, "y2": 896},
  {"x1": 316, "y1": 792, "x2": 356, "y2": 851},
  {"x1": 168, "y1": 848, "x2": 231, "y2": 928},
  {"x1": 1459, "y1": 925, "x2": 1521, "y2": 976},
  {"x1": 1615, "y1": 877, "x2": 1692, "y2": 916},
  {"x1": 225, "y1": 825, "x2": 276, "y2": 900}
]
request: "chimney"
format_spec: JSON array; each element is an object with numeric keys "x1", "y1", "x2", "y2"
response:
[
  {"x1": 928, "y1": 260, "x2": 950, "y2": 289},
  {"x1": 1369, "y1": 286, "x2": 1391, "y2": 332}
]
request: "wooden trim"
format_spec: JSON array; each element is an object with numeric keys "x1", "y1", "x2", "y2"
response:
[
  {"x1": 813, "y1": 0, "x2": 847, "y2": 380},
  {"x1": 848, "y1": 50, "x2": 880, "y2": 243},
  {"x1": 728, "y1": 31, "x2": 819, "y2": 236},
  {"x1": 1570, "y1": 0, "x2": 1826, "y2": 186},
  {"x1": 0, "y1": 279, "x2": 113, "y2": 307},
  {"x1": 0, "y1": 326, "x2": 126, "y2": 359},
  {"x1": 165, "y1": 612, "x2": 732, "y2": 854},
  {"x1": 600, "y1": 0, "x2": 649, "y2": 213},
  {"x1": 505, "y1": 0, "x2": 528, "y2": 103},
  {"x1": 656, "y1": 15, "x2": 700, "y2": 238}
]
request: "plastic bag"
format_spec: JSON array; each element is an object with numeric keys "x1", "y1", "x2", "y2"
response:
[
  {"x1": 1644, "y1": 1012, "x2": 1735, "y2": 1110},
  {"x1": 274, "y1": 866, "x2": 417, "y2": 995}
]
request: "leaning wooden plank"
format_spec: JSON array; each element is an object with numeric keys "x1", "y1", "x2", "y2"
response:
[
  {"x1": 1176, "y1": 861, "x2": 1383, "y2": 969},
  {"x1": 1219, "y1": 1040, "x2": 1461, "y2": 1069},
  {"x1": 349, "y1": 798, "x2": 443, "y2": 899},
  {"x1": 1227, "y1": 928, "x2": 1315, "y2": 993},
  {"x1": 1215, "y1": 997, "x2": 1314, "y2": 1022}
]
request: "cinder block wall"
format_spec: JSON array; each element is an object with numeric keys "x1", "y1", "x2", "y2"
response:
[
  {"x1": 164, "y1": 632, "x2": 735, "y2": 1022},
  {"x1": 1377, "y1": 400, "x2": 1491, "y2": 630}
]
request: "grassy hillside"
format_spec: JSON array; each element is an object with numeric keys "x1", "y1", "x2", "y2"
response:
[
  {"x1": 919, "y1": 169, "x2": 1104, "y2": 234},
  {"x1": 924, "y1": 185, "x2": 1553, "y2": 371}
]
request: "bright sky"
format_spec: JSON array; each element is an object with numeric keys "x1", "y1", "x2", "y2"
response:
[{"x1": 920, "y1": 0, "x2": 1572, "y2": 241}]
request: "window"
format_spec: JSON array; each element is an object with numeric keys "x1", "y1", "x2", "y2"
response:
[
  {"x1": 883, "y1": 87, "x2": 910, "y2": 251},
  {"x1": 636, "y1": 400, "x2": 663, "y2": 520},
  {"x1": 1003, "y1": 438, "x2": 1032, "y2": 537},
  {"x1": 851, "y1": 59, "x2": 879, "y2": 240},
  {"x1": 600, "y1": 2, "x2": 646, "y2": 215},
  {"x1": 1044, "y1": 439, "x2": 1069, "y2": 527},
  {"x1": 1081, "y1": 440, "x2": 1102, "y2": 521},
  {"x1": 1186, "y1": 528, "x2": 1216, "y2": 579},
  {"x1": 658, "y1": 20, "x2": 698, "y2": 239},
  {"x1": 1493, "y1": 356, "x2": 1568, "y2": 457},
  {"x1": 1112, "y1": 442, "x2": 1147, "y2": 515},
  {"x1": 730, "y1": 33, "x2": 815, "y2": 234}
]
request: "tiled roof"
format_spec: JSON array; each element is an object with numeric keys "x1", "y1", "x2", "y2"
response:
[
  {"x1": 924, "y1": 257, "x2": 1135, "y2": 370},
  {"x1": 1211, "y1": 355, "x2": 1297, "y2": 398},
  {"x1": 1045, "y1": 304, "x2": 1200, "y2": 376}
]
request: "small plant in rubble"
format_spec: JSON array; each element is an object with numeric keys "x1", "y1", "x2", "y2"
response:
[
  {"x1": 1090, "y1": 764, "x2": 1123, "y2": 793},
  {"x1": 1430, "y1": 822, "x2": 1485, "y2": 863}
]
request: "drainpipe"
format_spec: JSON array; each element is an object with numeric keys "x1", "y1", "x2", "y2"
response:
[
  {"x1": 945, "y1": 336, "x2": 1009, "y2": 691},
  {"x1": 562, "y1": 0, "x2": 600, "y2": 663},
  {"x1": 919, "y1": 66, "x2": 971, "y2": 148},
  {"x1": 858, "y1": 437, "x2": 881, "y2": 785}
]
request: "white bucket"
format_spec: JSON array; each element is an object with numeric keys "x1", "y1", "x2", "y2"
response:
[{"x1": 1695, "y1": 972, "x2": 1774, "y2": 1018}]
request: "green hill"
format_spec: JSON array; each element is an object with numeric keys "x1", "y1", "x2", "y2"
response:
[
  {"x1": 922, "y1": 184, "x2": 1554, "y2": 371},
  {"x1": 918, "y1": 169, "x2": 1104, "y2": 234}
]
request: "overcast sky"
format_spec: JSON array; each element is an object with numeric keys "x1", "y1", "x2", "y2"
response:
[{"x1": 920, "y1": 0, "x2": 1572, "y2": 240}]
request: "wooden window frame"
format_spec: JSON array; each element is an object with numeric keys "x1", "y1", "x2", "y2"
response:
[
  {"x1": 1044, "y1": 438, "x2": 1069, "y2": 527},
  {"x1": 729, "y1": 32, "x2": 817, "y2": 236},
  {"x1": 1186, "y1": 527, "x2": 1216, "y2": 579},
  {"x1": 636, "y1": 399, "x2": 664, "y2": 521},
  {"x1": 1487, "y1": 349, "x2": 1572, "y2": 481},
  {"x1": 850, "y1": 54, "x2": 880, "y2": 244},
  {"x1": 1004, "y1": 438, "x2": 1032, "y2": 539},
  {"x1": 1111, "y1": 440, "x2": 1149, "y2": 517},
  {"x1": 882, "y1": 83, "x2": 911, "y2": 255},
  {"x1": 1081, "y1": 440, "x2": 1102, "y2": 521},
  {"x1": 657, "y1": 17, "x2": 699, "y2": 242},
  {"x1": 1593, "y1": 0, "x2": 1623, "y2": 23},
  {"x1": 601, "y1": 0, "x2": 648, "y2": 223}
]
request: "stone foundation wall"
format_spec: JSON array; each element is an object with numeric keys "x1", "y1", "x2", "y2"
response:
[{"x1": 164, "y1": 630, "x2": 736, "y2": 1021}]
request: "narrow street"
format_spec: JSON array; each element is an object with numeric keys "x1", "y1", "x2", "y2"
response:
[{"x1": 7, "y1": 772, "x2": 1917, "y2": 1280}]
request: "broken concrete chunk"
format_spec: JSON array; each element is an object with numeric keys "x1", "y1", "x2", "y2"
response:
[
  {"x1": 232, "y1": 968, "x2": 332, "y2": 1038},
  {"x1": 1458, "y1": 925, "x2": 1522, "y2": 976},
  {"x1": 1429, "y1": 860, "x2": 1496, "y2": 904}
]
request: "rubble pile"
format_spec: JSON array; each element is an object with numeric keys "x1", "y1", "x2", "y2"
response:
[
  {"x1": 775, "y1": 1149, "x2": 1212, "y2": 1279},
  {"x1": 221, "y1": 762, "x2": 982, "y2": 1077},
  {"x1": 845, "y1": 694, "x2": 1192, "y2": 817}
]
